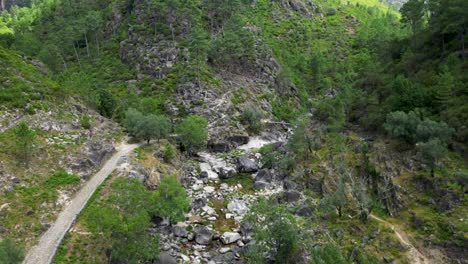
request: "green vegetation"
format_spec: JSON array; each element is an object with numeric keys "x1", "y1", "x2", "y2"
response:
[
  {"x1": 175, "y1": 115, "x2": 208, "y2": 154},
  {"x1": 13, "y1": 121, "x2": 36, "y2": 165},
  {"x1": 151, "y1": 175, "x2": 190, "y2": 223},
  {"x1": 0, "y1": 239, "x2": 24, "y2": 264},
  {"x1": 244, "y1": 198, "x2": 303, "y2": 264},
  {"x1": 125, "y1": 108, "x2": 171, "y2": 144},
  {"x1": 240, "y1": 106, "x2": 263, "y2": 134},
  {"x1": 162, "y1": 143, "x2": 175, "y2": 163}
]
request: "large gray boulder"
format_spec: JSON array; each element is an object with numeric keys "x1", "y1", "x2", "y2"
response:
[
  {"x1": 155, "y1": 252, "x2": 177, "y2": 264},
  {"x1": 220, "y1": 232, "x2": 242, "y2": 244},
  {"x1": 295, "y1": 205, "x2": 312, "y2": 217},
  {"x1": 283, "y1": 191, "x2": 301, "y2": 203},
  {"x1": 172, "y1": 225, "x2": 188, "y2": 238},
  {"x1": 195, "y1": 226, "x2": 213, "y2": 245},
  {"x1": 236, "y1": 154, "x2": 259, "y2": 173}
]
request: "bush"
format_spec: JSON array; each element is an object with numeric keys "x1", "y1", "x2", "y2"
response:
[
  {"x1": 125, "y1": 108, "x2": 171, "y2": 143},
  {"x1": 0, "y1": 239, "x2": 24, "y2": 264},
  {"x1": 240, "y1": 106, "x2": 263, "y2": 134},
  {"x1": 163, "y1": 143, "x2": 175, "y2": 163},
  {"x1": 13, "y1": 121, "x2": 36, "y2": 165},
  {"x1": 46, "y1": 170, "x2": 81, "y2": 188},
  {"x1": 384, "y1": 111, "x2": 453, "y2": 144},
  {"x1": 175, "y1": 115, "x2": 208, "y2": 154},
  {"x1": 80, "y1": 115, "x2": 92, "y2": 129}
]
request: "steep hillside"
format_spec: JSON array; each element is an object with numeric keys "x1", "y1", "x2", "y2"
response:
[{"x1": 0, "y1": 0, "x2": 466, "y2": 263}]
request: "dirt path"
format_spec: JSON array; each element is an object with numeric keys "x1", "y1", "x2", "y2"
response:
[
  {"x1": 369, "y1": 214, "x2": 429, "y2": 264},
  {"x1": 23, "y1": 141, "x2": 140, "y2": 264}
]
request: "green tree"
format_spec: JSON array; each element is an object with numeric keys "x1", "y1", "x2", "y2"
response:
[
  {"x1": 287, "y1": 117, "x2": 324, "y2": 161},
  {"x1": 416, "y1": 139, "x2": 448, "y2": 177},
  {"x1": 244, "y1": 198, "x2": 303, "y2": 264},
  {"x1": 383, "y1": 111, "x2": 421, "y2": 143},
  {"x1": 175, "y1": 115, "x2": 208, "y2": 154},
  {"x1": 321, "y1": 173, "x2": 348, "y2": 218},
  {"x1": 0, "y1": 239, "x2": 24, "y2": 264},
  {"x1": 13, "y1": 121, "x2": 35, "y2": 165},
  {"x1": 189, "y1": 24, "x2": 209, "y2": 86},
  {"x1": 125, "y1": 108, "x2": 144, "y2": 137},
  {"x1": 400, "y1": 0, "x2": 425, "y2": 46},
  {"x1": 152, "y1": 175, "x2": 190, "y2": 223},
  {"x1": 135, "y1": 115, "x2": 171, "y2": 144}
]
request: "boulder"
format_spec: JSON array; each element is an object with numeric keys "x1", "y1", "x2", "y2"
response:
[
  {"x1": 255, "y1": 169, "x2": 272, "y2": 182},
  {"x1": 208, "y1": 140, "x2": 231, "y2": 153},
  {"x1": 219, "y1": 167, "x2": 237, "y2": 179},
  {"x1": 253, "y1": 181, "x2": 269, "y2": 190},
  {"x1": 228, "y1": 135, "x2": 249, "y2": 146},
  {"x1": 220, "y1": 232, "x2": 242, "y2": 244},
  {"x1": 155, "y1": 253, "x2": 177, "y2": 264},
  {"x1": 227, "y1": 199, "x2": 248, "y2": 215},
  {"x1": 173, "y1": 225, "x2": 188, "y2": 238},
  {"x1": 195, "y1": 226, "x2": 213, "y2": 245},
  {"x1": 283, "y1": 191, "x2": 301, "y2": 203},
  {"x1": 198, "y1": 171, "x2": 209, "y2": 179},
  {"x1": 295, "y1": 205, "x2": 312, "y2": 217},
  {"x1": 240, "y1": 222, "x2": 253, "y2": 237},
  {"x1": 236, "y1": 154, "x2": 259, "y2": 173}
]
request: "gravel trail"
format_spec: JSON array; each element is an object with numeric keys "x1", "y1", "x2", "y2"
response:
[{"x1": 23, "y1": 141, "x2": 139, "y2": 264}]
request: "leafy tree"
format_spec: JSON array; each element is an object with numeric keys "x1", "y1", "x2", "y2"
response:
[
  {"x1": 13, "y1": 121, "x2": 35, "y2": 165},
  {"x1": 135, "y1": 115, "x2": 171, "y2": 144},
  {"x1": 175, "y1": 115, "x2": 208, "y2": 154},
  {"x1": 321, "y1": 174, "x2": 348, "y2": 218},
  {"x1": 152, "y1": 175, "x2": 189, "y2": 223},
  {"x1": 416, "y1": 118, "x2": 453, "y2": 143},
  {"x1": 189, "y1": 24, "x2": 209, "y2": 86},
  {"x1": 0, "y1": 239, "x2": 24, "y2": 264},
  {"x1": 240, "y1": 106, "x2": 263, "y2": 134},
  {"x1": 416, "y1": 139, "x2": 448, "y2": 177},
  {"x1": 351, "y1": 179, "x2": 373, "y2": 222},
  {"x1": 383, "y1": 111, "x2": 421, "y2": 143},
  {"x1": 244, "y1": 198, "x2": 303, "y2": 264},
  {"x1": 400, "y1": 0, "x2": 425, "y2": 46},
  {"x1": 287, "y1": 117, "x2": 324, "y2": 161},
  {"x1": 125, "y1": 108, "x2": 144, "y2": 137},
  {"x1": 84, "y1": 177, "x2": 159, "y2": 263}
]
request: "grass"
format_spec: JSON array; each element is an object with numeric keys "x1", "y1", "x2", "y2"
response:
[
  {"x1": 210, "y1": 198, "x2": 237, "y2": 233},
  {"x1": 219, "y1": 173, "x2": 254, "y2": 194}
]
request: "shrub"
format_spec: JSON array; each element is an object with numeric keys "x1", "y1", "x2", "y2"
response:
[
  {"x1": 240, "y1": 106, "x2": 263, "y2": 134},
  {"x1": 163, "y1": 143, "x2": 175, "y2": 163},
  {"x1": 0, "y1": 239, "x2": 24, "y2": 264},
  {"x1": 80, "y1": 115, "x2": 92, "y2": 129}
]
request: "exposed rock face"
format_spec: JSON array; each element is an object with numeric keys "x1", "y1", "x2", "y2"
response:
[
  {"x1": 69, "y1": 140, "x2": 115, "y2": 179},
  {"x1": 282, "y1": 191, "x2": 301, "y2": 203}
]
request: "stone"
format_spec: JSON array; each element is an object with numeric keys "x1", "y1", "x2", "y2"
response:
[
  {"x1": 10, "y1": 177, "x2": 19, "y2": 184},
  {"x1": 283, "y1": 191, "x2": 301, "y2": 203},
  {"x1": 295, "y1": 205, "x2": 312, "y2": 217},
  {"x1": 240, "y1": 222, "x2": 253, "y2": 237},
  {"x1": 219, "y1": 247, "x2": 231, "y2": 254},
  {"x1": 198, "y1": 171, "x2": 209, "y2": 179},
  {"x1": 203, "y1": 186, "x2": 215, "y2": 193},
  {"x1": 173, "y1": 225, "x2": 188, "y2": 238},
  {"x1": 253, "y1": 181, "x2": 268, "y2": 190},
  {"x1": 228, "y1": 135, "x2": 249, "y2": 146},
  {"x1": 255, "y1": 169, "x2": 272, "y2": 182},
  {"x1": 191, "y1": 198, "x2": 207, "y2": 210},
  {"x1": 155, "y1": 252, "x2": 177, "y2": 264},
  {"x1": 220, "y1": 232, "x2": 242, "y2": 244},
  {"x1": 180, "y1": 254, "x2": 190, "y2": 262},
  {"x1": 195, "y1": 226, "x2": 213, "y2": 245},
  {"x1": 218, "y1": 167, "x2": 237, "y2": 179},
  {"x1": 227, "y1": 199, "x2": 248, "y2": 215},
  {"x1": 236, "y1": 154, "x2": 259, "y2": 173}
]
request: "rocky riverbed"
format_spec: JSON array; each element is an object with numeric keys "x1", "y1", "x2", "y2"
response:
[{"x1": 140, "y1": 132, "x2": 296, "y2": 264}]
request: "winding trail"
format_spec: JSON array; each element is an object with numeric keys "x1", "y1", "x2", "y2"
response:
[
  {"x1": 369, "y1": 214, "x2": 429, "y2": 264},
  {"x1": 23, "y1": 141, "x2": 140, "y2": 264}
]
